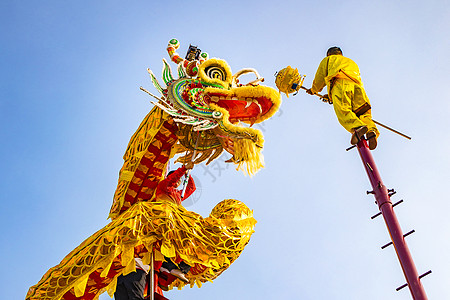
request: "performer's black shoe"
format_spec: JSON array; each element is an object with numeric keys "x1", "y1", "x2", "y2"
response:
[{"x1": 351, "y1": 126, "x2": 368, "y2": 145}]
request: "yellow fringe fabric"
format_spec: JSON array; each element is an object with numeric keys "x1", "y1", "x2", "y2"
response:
[
  {"x1": 233, "y1": 138, "x2": 265, "y2": 176},
  {"x1": 26, "y1": 199, "x2": 256, "y2": 300}
]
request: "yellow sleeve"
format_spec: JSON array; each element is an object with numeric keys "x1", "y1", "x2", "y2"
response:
[{"x1": 311, "y1": 57, "x2": 329, "y2": 94}]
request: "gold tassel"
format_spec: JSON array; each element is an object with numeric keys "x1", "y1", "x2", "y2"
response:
[{"x1": 233, "y1": 138, "x2": 264, "y2": 176}]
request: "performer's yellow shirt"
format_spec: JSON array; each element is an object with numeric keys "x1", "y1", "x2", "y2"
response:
[{"x1": 311, "y1": 55, "x2": 363, "y2": 94}]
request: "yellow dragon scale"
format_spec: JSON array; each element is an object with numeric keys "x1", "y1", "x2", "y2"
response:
[
  {"x1": 26, "y1": 199, "x2": 256, "y2": 300},
  {"x1": 109, "y1": 106, "x2": 171, "y2": 220}
]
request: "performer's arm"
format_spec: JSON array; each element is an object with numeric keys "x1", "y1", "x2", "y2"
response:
[
  {"x1": 182, "y1": 175, "x2": 196, "y2": 201},
  {"x1": 310, "y1": 57, "x2": 328, "y2": 94},
  {"x1": 163, "y1": 166, "x2": 187, "y2": 189}
]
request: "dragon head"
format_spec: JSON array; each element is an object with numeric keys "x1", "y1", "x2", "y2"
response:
[{"x1": 144, "y1": 39, "x2": 281, "y2": 175}]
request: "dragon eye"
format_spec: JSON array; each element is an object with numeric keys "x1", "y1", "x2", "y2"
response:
[{"x1": 205, "y1": 66, "x2": 227, "y2": 81}]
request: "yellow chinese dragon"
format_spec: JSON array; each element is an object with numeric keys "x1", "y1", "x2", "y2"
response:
[{"x1": 26, "y1": 39, "x2": 281, "y2": 300}]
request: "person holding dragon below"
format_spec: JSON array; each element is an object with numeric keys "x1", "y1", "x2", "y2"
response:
[
  {"x1": 306, "y1": 47, "x2": 380, "y2": 150},
  {"x1": 155, "y1": 162, "x2": 195, "y2": 286},
  {"x1": 114, "y1": 162, "x2": 195, "y2": 299}
]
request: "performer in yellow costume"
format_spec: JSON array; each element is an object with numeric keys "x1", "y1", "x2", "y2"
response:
[{"x1": 307, "y1": 47, "x2": 379, "y2": 150}]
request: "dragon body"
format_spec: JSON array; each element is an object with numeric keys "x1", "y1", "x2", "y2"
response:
[{"x1": 27, "y1": 39, "x2": 281, "y2": 300}]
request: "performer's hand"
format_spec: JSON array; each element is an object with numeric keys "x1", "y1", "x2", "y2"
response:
[
  {"x1": 322, "y1": 94, "x2": 333, "y2": 104},
  {"x1": 185, "y1": 161, "x2": 194, "y2": 170},
  {"x1": 306, "y1": 88, "x2": 314, "y2": 95}
]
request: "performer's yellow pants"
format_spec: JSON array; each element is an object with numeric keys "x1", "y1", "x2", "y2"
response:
[{"x1": 331, "y1": 79, "x2": 379, "y2": 138}]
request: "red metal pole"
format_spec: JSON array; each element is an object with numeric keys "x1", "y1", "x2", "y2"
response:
[{"x1": 356, "y1": 139, "x2": 428, "y2": 300}]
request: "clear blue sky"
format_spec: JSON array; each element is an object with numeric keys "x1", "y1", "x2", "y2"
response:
[{"x1": 1, "y1": 1, "x2": 449, "y2": 299}]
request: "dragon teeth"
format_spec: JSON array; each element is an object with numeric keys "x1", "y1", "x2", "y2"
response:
[
  {"x1": 209, "y1": 95, "x2": 260, "y2": 113},
  {"x1": 244, "y1": 99, "x2": 262, "y2": 112},
  {"x1": 255, "y1": 101, "x2": 263, "y2": 113}
]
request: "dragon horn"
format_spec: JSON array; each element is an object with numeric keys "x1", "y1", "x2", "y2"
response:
[
  {"x1": 147, "y1": 68, "x2": 165, "y2": 95},
  {"x1": 162, "y1": 58, "x2": 174, "y2": 85}
]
